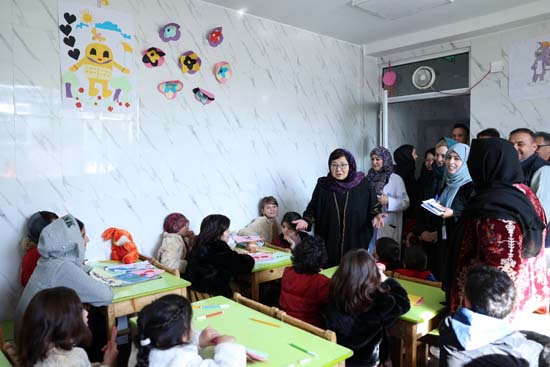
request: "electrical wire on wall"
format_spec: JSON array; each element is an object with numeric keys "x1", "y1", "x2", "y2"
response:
[{"x1": 429, "y1": 68, "x2": 492, "y2": 96}]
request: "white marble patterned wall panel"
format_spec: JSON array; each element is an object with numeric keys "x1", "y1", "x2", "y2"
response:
[{"x1": 0, "y1": 0, "x2": 378, "y2": 319}]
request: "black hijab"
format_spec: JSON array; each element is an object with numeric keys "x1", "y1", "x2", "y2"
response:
[
  {"x1": 466, "y1": 138, "x2": 545, "y2": 258},
  {"x1": 393, "y1": 145, "x2": 416, "y2": 203}
]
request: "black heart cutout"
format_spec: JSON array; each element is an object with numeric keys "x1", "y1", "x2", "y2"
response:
[
  {"x1": 63, "y1": 36, "x2": 75, "y2": 47},
  {"x1": 64, "y1": 13, "x2": 77, "y2": 24},
  {"x1": 68, "y1": 48, "x2": 80, "y2": 60},
  {"x1": 59, "y1": 24, "x2": 72, "y2": 36}
]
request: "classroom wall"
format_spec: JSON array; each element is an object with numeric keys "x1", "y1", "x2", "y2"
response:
[
  {"x1": 378, "y1": 19, "x2": 550, "y2": 140},
  {"x1": 0, "y1": 0, "x2": 377, "y2": 319}
]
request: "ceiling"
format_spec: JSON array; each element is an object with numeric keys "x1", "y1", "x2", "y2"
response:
[{"x1": 201, "y1": 0, "x2": 549, "y2": 55}]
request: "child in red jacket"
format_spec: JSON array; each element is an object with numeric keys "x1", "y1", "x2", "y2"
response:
[{"x1": 279, "y1": 235, "x2": 330, "y2": 328}]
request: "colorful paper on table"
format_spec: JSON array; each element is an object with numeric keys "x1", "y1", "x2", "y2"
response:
[
  {"x1": 157, "y1": 80, "x2": 183, "y2": 100},
  {"x1": 180, "y1": 51, "x2": 201, "y2": 74},
  {"x1": 193, "y1": 87, "x2": 215, "y2": 105},
  {"x1": 90, "y1": 261, "x2": 164, "y2": 287},
  {"x1": 246, "y1": 348, "x2": 268, "y2": 362},
  {"x1": 208, "y1": 26, "x2": 224, "y2": 47},
  {"x1": 159, "y1": 22, "x2": 180, "y2": 42},
  {"x1": 232, "y1": 234, "x2": 262, "y2": 243},
  {"x1": 214, "y1": 61, "x2": 232, "y2": 84},
  {"x1": 253, "y1": 251, "x2": 291, "y2": 265},
  {"x1": 408, "y1": 294, "x2": 424, "y2": 306},
  {"x1": 142, "y1": 47, "x2": 165, "y2": 68},
  {"x1": 58, "y1": 2, "x2": 136, "y2": 114}
]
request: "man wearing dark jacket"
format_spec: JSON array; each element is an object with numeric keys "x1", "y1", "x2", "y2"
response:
[
  {"x1": 439, "y1": 266, "x2": 546, "y2": 367},
  {"x1": 509, "y1": 128, "x2": 548, "y2": 186}
]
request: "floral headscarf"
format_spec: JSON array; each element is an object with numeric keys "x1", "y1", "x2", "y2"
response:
[{"x1": 367, "y1": 147, "x2": 394, "y2": 195}]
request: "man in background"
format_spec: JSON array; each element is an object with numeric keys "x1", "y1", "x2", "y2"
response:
[
  {"x1": 535, "y1": 131, "x2": 550, "y2": 162},
  {"x1": 509, "y1": 128, "x2": 548, "y2": 186},
  {"x1": 451, "y1": 123, "x2": 470, "y2": 144}
]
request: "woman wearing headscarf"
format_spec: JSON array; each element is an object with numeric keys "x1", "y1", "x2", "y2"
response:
[
  {"x1": 448, "y1": 138, "x2": 549, "y2": 315},
  {"x1": 367, "y1": 147, "x2": 409, "y2": 246},
  {"x1": 294, "y1": 148, "x2": 385, "y2": 267},
  {"x1": 422, "y1": 142, "x2": 474, "y2": 280},
  {"x1": 393, "y1": 145, "x2": 418, "y2": 239}
]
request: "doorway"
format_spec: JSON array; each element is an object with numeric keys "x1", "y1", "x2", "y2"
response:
[{"x1": 387, "y1": 95, "x2": 470, "y2": 172}]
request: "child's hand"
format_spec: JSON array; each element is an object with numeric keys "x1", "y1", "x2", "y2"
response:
[
  {"x1": 247, "y1": 243, "x2": 259, "y2": 253},
  {"x1": 199, "y1": 327, "x2": 220, "y2": 347},
  {"x1": 186, "y1": 229, "x2": 196, "y2": 238},
  {"x1": 101, "y1": 327, "x2": 119, "y2": 367},
  {"x1": 212, "y1": 335, "x2": 235, "y2": 344},
  {"x1": 283, "y1": 234, "x2": 296, "y2": 249}
]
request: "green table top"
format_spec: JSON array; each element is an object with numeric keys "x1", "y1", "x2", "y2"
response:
[
  {"x1": 193, "y1": 296, "x2": 352, "y2": 366},
  {"x1": 320, "y1": 266, "x2": 446, "y2": 324},
  {"x1": 90, "y1": 261, "x2": 191, "y2": 303},
  {"x1": 250, "y1": 247, "x2": 292, "y2": 272},
  {"x1": 0, "y1": 351, "x2": 10, "y2": 367}
]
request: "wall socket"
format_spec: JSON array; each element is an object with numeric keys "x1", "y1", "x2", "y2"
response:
[{"x1": 490, "y1": 60, "x2": 504, "y2": 73}]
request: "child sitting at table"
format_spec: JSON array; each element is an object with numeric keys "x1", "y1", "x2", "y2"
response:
[
  {"x1": 18, "y1": 286, "x2": 118, "y2": 367},
  {"x1": 279, "y1": 235, "x2": 330, "y2": 328},
  {"x1": 272, "y1": 212, "x2": 310, "y2": 249},
  {"x1": 184, "y1": 214, "x2": 254, "y2": 297},
  {"x1": 439, "y1": 265, "x2": 548, "y2": 367},
  {"x1": 129, "y1": 294, "x2": 245, "y2": 367},
  {"x1": 15, "y1": 215, "x2": 113, "y2": 347},
  {"x1": 238, "y1": 196, "x2": 281, "y2": 244},
  {"x1": 20, "y1": 210, "x2": 59, "y2": 287},
  {"x1": 325, "y1": 249, "x2": 410, "y2": 367},
  {"x1": 393, "y1": 245, "x2": 437, "y2": 281},
  {"x1": 374, "y1": 237, "x2": 402, "y2": 271},
  {"x1": 157, "y1": 212, "x2": 195, "y2": 274}
]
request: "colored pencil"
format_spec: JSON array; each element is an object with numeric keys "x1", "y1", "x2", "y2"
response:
[
  {"x1": 250, "y1": 317, "x2": 280, "y2": 328},
  {"x1": 192, "y1": 304, "x2": 230, "y2": 309},
  {"x1": 196, "y1": 310, "x2": 224, "y2": 320},
  {"x1": 289, "y1": 343, "x2": 318, "y2": 357}
]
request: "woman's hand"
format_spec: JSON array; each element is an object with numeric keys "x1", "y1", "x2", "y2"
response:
[
  {"x1": 293, "y1": 219, "x2": 308, "y2": 231},
  {"x1": 441, "y1": 207, "x2": 454, "y2": 218},
  {"x1": 377, "y1": 193, "x2": 389, "y2": 206},
  {"x1": 420, "y1": 231, "x2": 437, "y2": 243},
  {"x1": 372, "y1": 214, "x2": 386, "y2": 229},
  {"x1": 199, "y1": 327, "x2": 221, "y2": 347}
]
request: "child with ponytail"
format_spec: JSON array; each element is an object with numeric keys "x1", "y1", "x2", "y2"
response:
[{"x1": 129, "y1": 294, "x2": 246, "y2": 367}]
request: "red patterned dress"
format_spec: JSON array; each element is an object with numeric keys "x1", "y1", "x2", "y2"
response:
[{"x1": 451, "y1": 184, "x2": 550, "y2": 316}]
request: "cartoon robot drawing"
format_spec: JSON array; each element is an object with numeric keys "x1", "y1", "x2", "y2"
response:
[
  {"x1": 70, "y1": 42, "x2": 130, "y2": 98},
  {"x1": 531, "y1": 41, "x2": 550, "y2": 83}
]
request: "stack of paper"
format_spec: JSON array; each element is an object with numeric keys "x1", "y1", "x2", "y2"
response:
[
  {"x1": 421, "y1": 199, "x2": 446, "y2": 216},
  {"x1": 90, "y1": 261, "x2": 164, "y2": 287}
]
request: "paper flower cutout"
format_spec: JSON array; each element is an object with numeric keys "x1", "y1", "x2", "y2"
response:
[
  {"x1": 180, "y1": 51, "x2": 201, "y2": 74},
  {"x1": 193, "y1": 87, "x2": 215, "y2": 105},
  {"x1": 208, "y1": 27, "x2": 224, "y2": 47},
  {"x1": 142, "y1": 47, "x2": 166, "y2": 68},
  {"x1": 159, "y1": 23, "x2": 180, "y2": 42},
  {"x1": 157, "y1": 80, "x2": 183, "y2": 100},
  {"x1": 214, "y1": 61, "x2": 232, "y2": 84}
]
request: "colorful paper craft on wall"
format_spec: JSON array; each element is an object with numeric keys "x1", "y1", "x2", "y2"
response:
[
  {"x1": 193, "y1": 87, "x2": 215, "y2": 105},
  {"x1": 208, "y1": 27, "x2": 223, "y2": 47},
  {"x1": 180, "y1": 51, "x2": 201, "y2": 74},
  {"x1": 142, "y1": 47, "x2": 165, "y2": 68},
  {"x1": 214, "y1": 61, "x2": 232, "y2": 84},
  {"x1": 58, "y1": 2, "x2": 136, "y2": 113},
  {"x1": 157, "y1": 80, "x2": 183, "y2": 100},
  {"x1": 159, "y1": 22, "x2": 181, "y2": 42}
]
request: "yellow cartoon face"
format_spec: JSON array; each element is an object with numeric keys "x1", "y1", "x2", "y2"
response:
[{"x1": 85, "y1": 43, "x2": 113, "y2": 64}]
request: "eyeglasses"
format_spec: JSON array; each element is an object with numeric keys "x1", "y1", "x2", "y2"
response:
[
  {"x1": 330, "y1": 163, "x2": 349, "y2": 170},
  {"x1": 538, "y1": 144, "x2": 550, "y2": 148}
]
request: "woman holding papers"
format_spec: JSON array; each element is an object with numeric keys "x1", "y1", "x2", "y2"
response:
[
  {"x1": 367, "y1": 146, "x2": 410, "y2": 246},
  {"x1": 422, "y1": 142, "x2": 474, "y2": 280},
  {"x1": 294, "y1": 149, "x2": 385, "y2": 267},
  {"x1": 448, "y1": 138, "x2": 548, "y2": 316}
]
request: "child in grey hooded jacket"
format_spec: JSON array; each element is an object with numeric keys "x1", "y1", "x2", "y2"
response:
[{"x1": 15, "y1": 214, "x2": 113, "y2": 341}]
